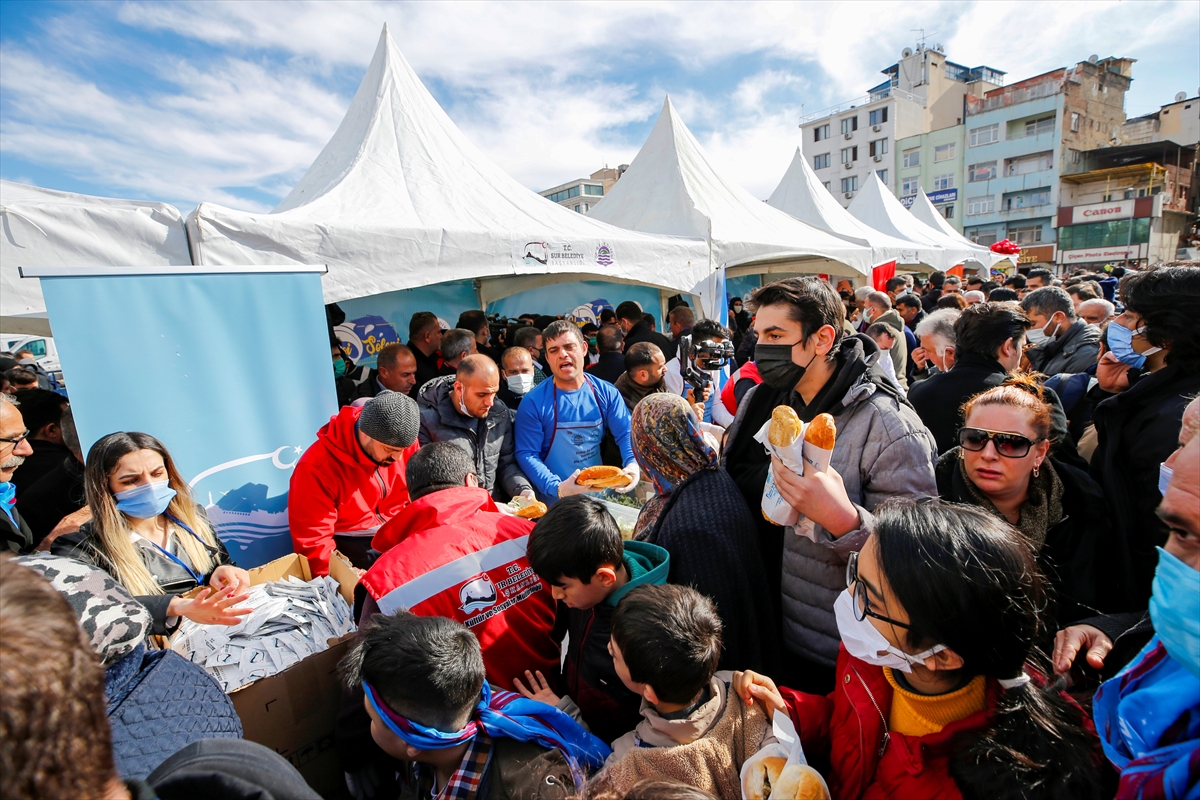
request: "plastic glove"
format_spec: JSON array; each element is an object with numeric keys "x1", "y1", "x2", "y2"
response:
[
  {"x1": 519, "y1": 488, "x2": 537, "y2": 500},
  {"x1": 615, "y1": 462, "x2": 641, "y2": 494},
  {"x1": 556, "y1": 469, "x2": 599, "y2": 498}
]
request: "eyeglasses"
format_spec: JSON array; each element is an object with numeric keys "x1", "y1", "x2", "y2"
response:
[
  {"x1": 0, "y1": 429, "x2": 30, "y2": 446},
  {"x1": 958, "y1": 427, "x2": 1043, "y2": 458},
  {"x1": 845, "y1": 551, "x2": 911, "y2": 630}
]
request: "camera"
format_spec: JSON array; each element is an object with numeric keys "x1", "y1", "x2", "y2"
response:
[{"x1": 679, "y1": 334, "x2": 734, "y2": 390}]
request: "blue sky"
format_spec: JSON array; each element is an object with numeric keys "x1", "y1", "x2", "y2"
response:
[{"x1": 2, "y1": 0, "x2": 1196, "y2": 212}]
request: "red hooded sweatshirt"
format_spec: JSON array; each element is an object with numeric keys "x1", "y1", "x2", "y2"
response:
[
  {"x1": 361, "y1": 486, "x2": 559, "y2": 691},
  {"x1": 289, "y1": 405, "x2": 419, "y2": 575}
]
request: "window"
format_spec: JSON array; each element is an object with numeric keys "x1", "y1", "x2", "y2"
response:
[
  {"x1": 547, "y1": 185, "x2": 582, "y2": 203},
  {"x1": 583, "y1": 184, "x2": 604, "y2": 196},
  {"x1": 1008, "y1": 224, "x2": 1042, "y2": 244},
  {"x1": 19, "y1": 339, "x2": 46, "y2": 358},
  {"x1": 1005, "y1": 151, "x2": 1053, "y2": 176},
  {"x1": 968, "y1": 161, "x2": 997, "y2": 182},
  {"x1": 869, "y1": 138, "x2": 889, "y2": 157},
  {"x1": 967, "y1": 195, "x2": 995, "y2": 216},
  {"x1": 934, "y1": 143, "x2": 956, "y2": 162},
  {"x1": 876, "y1": 169, "x2": 888, "y2": 184},
  {"x1": 1059, "y1": 218, "x2": 1150, "y2": 250},
  {"x1": 841, "y1": 116, "x2": 858, "y2": 135},
  {"x1": 1068, "y1": 148, "x2": 1081, "y2": 165},
  {"x1": 814, "y1": 124, "x2": 830, "y2": 142},
  {"x1": 902, "y1": 148, "x2": 920, "y2": 168},
  {"x1": 932, "y1": 173, "x2": 955, "y2": 191},
  {"x1": 1004, "y1": 190, "x2": 1051, "y2": 210},
  {"x1": 941, "y1": 204, "x2": 955, "y2": 219},
  {"x1": 901, "y1": 176, "x2": 919, "y2": 196},
  {"x1": 1024, "y1": 115, "x2": 1055, "y2": 137},
  {"x1": 573, "y1": 204, "x2": 582, "y2": 213},
  {"x1": 813, "y1": 152, "x2": 831, "y2": 170},
  {"x1": 969, "y1": 123, "x2": 999, "y2": 146},
  {"x1": 1070, "y1": 113, "x2": 1081, "y2": 132},
  {"x1": 841, "y1": 176, "x2": 859, "y2": 193},
  {"x1": 970, "y1": 229, "x2": 999, "y2": 246},
  {"x1": 869, "y1": 107, "x2": 889, "y2": 126},
  {"x1": 823, "y1": 181, "x2": 832, "y2": 191},
  {"x1": 841, "y1": 146, "x2": 858, "y2": 163}
]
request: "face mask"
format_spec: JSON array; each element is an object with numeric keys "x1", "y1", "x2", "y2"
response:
[
  {"x1": 1026, "y1": 317, "x2": 1060, "y2": 347},
  {"x1": 333, "y1": 358, "x2": 347, "y2": 378},
  {"x1": 1159, "y1": 462, "x2": 1174, "y2": 497},
  {"x1": 114, "y1": 479, "x2": 177, "y2": 520},
  {"x1": 455, "y1": 387, "x2": 470, "y2": 416},
  {"x1": 863, "y1": 309, "x2": 875, "y2": 324},
  {"x1": 507, "y1": 373, "x2": 534, "y2": 396},
  {"x1": 588, "y1": 337, "x2": 597, "y2": 347},
  {"x1": 834, "y1": 591, "x2": 946, "y2": 673},
  {"x1": 755, "y1": 341, "x2": 819, "y2": 391},
  {"x1": 1149, "y1": 547, "x2": 1200, "y2": 679},
  {"x1": 1107, "y1": 321, "x2": 1148, "y2": 369}
]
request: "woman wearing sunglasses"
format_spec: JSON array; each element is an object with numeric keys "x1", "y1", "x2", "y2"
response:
[
  {"x1": 934, "y1": 373, "x2": 1127, "y2": 623},
  {"x1": 732, "y1": 502, "x2": 1106, "y2": 800},
  {"x1": 52, "y1": 431, "x2": 251, "y2": 635}
]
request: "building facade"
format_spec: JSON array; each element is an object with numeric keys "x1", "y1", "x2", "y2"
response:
[
  {"x1": 799, "y1": 43, "x2": 1003, "y2": 209},
  {"x1": 539, "y1": 165, "x2": 628, "y2": 214},
  {"x1": 960, "y1": 56, "x2": 1134, "y2": 269},
  {"x1": 895, "y1": 125, "x2": 968, "y2": 231}
]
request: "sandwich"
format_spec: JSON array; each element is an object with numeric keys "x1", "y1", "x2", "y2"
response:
[
  {"x1": 771, "y1": 764, "x2": 829, "y2": 800},
  {"x1": 576, "y1": 465, "x2": 632, "y2": 489},
  {"x1": 803, "y1": 413, "x2": 836, "y2": 451},
  {"x1": 514, "y1": 501, "x2": 547, "y2": 519},
  {"x1": 768, "y1": 406, "x2": 803, "y2": 448}
]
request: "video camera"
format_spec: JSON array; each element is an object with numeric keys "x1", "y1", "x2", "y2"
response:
[{"x1": 679, "y1": 333, "x2": 734, "y2": 391}]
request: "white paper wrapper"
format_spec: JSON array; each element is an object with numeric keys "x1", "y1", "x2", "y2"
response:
[
  {"x1": 793, "y1": 440, "x2": 835, "y2": 542},
  {"x1": 740, "y1": 711, "x2": 830, "y2": 799},
  {"x1": 753, "y1": 419, "x2": 807, "y2": 527}
]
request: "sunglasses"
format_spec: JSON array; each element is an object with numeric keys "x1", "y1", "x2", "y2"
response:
[{"x1": 958, "y1": 427, "x2": 1043, "y2": 458}]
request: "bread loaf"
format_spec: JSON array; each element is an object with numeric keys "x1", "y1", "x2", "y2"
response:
[
  {"x1": 803, "y1": 413, "x2": 837, "y2": 450},
  {"x1": 768, "y1": 406, "x2": 803, "y2": 448}
]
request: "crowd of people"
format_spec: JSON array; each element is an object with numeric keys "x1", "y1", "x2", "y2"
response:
[{"x1": 2, "y1": 264, "x2": 1198, "y2": 800}]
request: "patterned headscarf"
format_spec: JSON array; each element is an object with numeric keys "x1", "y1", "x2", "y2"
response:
[
  {"x1": 631, "y1": 394, "x2": 719, "y2": 538},
  {"x1": 16, "y1": 553, "x2": 150, "y2": 665}
]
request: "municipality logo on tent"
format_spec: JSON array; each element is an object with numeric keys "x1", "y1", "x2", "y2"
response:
[{"x1": 595, "y1": 242, "x2": 614, "y2": 266}]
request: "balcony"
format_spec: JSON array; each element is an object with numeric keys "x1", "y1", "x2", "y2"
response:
[{"x1": 997, "y1": 206, "x2": 1054, "y2": 222}]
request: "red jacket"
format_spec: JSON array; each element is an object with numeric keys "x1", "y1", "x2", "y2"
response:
[
  {"x1": 721, "y1": 361, "x2": 760, "y2": 414},
  {"x1": 782, "y1": 647, "x2": 1000, "y2": 800},
  {"x1": 289, "y1": 405, "x2": 419, "y2": 575},
  {"x1": 361, "y1": 486, "x2": 559, "y2": 691}
]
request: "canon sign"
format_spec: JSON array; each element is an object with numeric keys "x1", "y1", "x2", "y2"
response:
[{"x1": 1072, "y1": 199, "x2": 1134, "y2": 225}]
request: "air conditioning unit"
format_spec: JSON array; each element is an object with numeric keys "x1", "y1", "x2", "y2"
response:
[
  {"x1": 844, "y1": 192, "x2": 854, "y2": 199},
  {"x1": 872, "y1": 124, "x2": 882, "y2": 132},
  {"x1": 844, "y1": 162, "x2": 854, "y2": 169},
  {"x1": 873, "y1": 155, "x2": 883, "y2": 162},
  {"x1": 844, "y1": 132, "x2": 853, "y2": 140}
]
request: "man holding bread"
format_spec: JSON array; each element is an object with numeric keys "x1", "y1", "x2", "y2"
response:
[
  {"x1": 723, "y1": 277, "x2": 937, "y2": 694},
  {"x1": 514, "y1": 320, "x2": 639, "y2": 504}
]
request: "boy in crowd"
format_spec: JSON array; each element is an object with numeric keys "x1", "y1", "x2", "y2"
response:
[
  {"x1": 342, "y1": 611, "x2": 608, "y2": 800},
  {"x1": 519, "y1": 496, "x2": 669, "y2": 744},
  {"x1": 594, "y1": 584, "x2": 773, "y2": 798}
]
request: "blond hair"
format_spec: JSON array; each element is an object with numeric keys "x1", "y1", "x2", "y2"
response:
[{"x1": 83, "y1": 432, "x2": 220, "y2": 596}]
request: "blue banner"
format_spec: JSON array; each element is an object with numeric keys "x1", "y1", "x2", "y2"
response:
[{"x1": 38, "y1": 268, "x2": 337, "y2": 567}]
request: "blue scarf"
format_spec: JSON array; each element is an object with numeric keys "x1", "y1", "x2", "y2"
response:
[
  {"x1": 1093, "y1": 635, "x2": 1200, "y2": 799},
  {"x1": 0, "y1": 482, "x2": 16, "y2": 527},
  {"x1": 364, "y1": 681, "x2": 611, "y2": 772}
]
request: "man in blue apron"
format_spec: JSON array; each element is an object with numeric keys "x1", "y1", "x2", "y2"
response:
[{"x1": 514, "y1": 320, "x2": 638, "y2": 505}]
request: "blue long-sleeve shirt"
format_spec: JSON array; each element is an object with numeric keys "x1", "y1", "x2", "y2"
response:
[{"x1": 513, "y1": 375, "x2": 634, "y2": 500}]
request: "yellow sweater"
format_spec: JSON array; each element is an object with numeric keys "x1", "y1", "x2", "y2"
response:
[{"x1": 883, "y1": 668, "x2": 988, "y2": 737}]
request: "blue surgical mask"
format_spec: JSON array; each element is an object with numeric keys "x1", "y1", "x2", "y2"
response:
[
  {"x1": 1107, "y1": 321, "x2": 1145, "y2": 369},
  {"x1": 114, "y1": 480, "x2": 177, "y2": 520},
  {"x1": 1159, "y1": 462, "x2": 1174, "y2": 497},
  {"x1": 1149, "y1": 547, "x2": 1200, "y2": 679}
]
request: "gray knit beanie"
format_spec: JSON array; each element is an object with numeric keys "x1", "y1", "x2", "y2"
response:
[{"x1": 358, "y1": 390, "x2": 420, "y2": 448}]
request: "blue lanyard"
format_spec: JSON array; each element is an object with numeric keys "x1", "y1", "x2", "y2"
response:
[{"x1": 142, "y1": 515, "x2": 209, "y2": 585}]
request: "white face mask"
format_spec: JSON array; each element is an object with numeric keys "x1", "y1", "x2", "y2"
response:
[
  {"x1": 834, "y1": 590, "x2": 946, "y2": 673},
  {"x1": 507, "y1": 373, "x2": 534, "y2": 396},
  {"x1": 1159, "y1": 462, "x2": 1174, "y2": 497},
  {"x1": 1026, "y1": 315, "x2": 1061, "y2": 347}
]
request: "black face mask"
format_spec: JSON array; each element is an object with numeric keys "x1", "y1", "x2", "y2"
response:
[{"x1": 755, "y1": 340, "x2": 818, "y2": 391}]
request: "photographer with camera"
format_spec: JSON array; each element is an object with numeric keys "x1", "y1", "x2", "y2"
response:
[{"x1": 665, "y1": 319, "x2": 736, "y2": 427}]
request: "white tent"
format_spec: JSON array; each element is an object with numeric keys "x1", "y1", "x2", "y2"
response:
[
  {"x1": 848, "y1": 174, "x2": 1005, "y2": 271},
  {"x1": 1, "y1": 181, "x2": 191, "y2": 335},
  {"x1": 908, "y1": 190, "x2": 1012, "y2": 268},
  {"x1": 766, "y1": 148, "x2": 943, "y2": 270},
  {"x1": 588, "y1": 98, "x2": 874, "y2": 303},
  {"x1": 186, "y1": 26, "x2": 710, "y2": 309}
]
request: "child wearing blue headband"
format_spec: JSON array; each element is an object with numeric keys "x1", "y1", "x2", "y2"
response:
[{"x1": 341, "y1": 609, "x2": 610, "y2": 799}]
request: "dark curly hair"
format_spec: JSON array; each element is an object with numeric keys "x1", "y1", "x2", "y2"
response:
[{"x1": 1120, "y1": 266, "x2": 1200, "y2": 367}]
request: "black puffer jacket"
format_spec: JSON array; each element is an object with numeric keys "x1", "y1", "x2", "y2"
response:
[
  {"x1": 1090, "y1": 360, "x2": 1200, "y2": 605},
  {"x1": 936, "y1": 451, "x2": 1130, "y2": 624}
]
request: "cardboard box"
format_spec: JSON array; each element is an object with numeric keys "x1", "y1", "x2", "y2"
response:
[{"x1": 222, "y1": 552, "x2": 359, "y2": 799}]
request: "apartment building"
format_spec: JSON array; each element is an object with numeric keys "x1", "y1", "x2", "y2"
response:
[
  {"x1": 960, "y1": 56, "x2": 1134, "y2": 268},
  {"x1": 895, "y1": 126, "x2": 968, "y2": 231},
  {"x1": 799, "y1": 43, "x2": 1003, "y2": 209},
  {"x1": 539, "y1": 164, "x2": 628, "y2": 214},
  {"x1": 1122, "y1": 92, "x2": 1200, "y2": 147},
  {"x1": 1057, "y1": 140, "x2": 1197, "y2": 266}
]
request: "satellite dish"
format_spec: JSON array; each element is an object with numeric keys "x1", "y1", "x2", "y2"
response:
[
  {"x1": 903, "y1": 47, "x2": 913, "y2": 57},
  {"x1": 1088, "y1": 54, "x2": 1099, "y2": 64},
  {"x1": 1177, "y1": 92, "x2": 1188, "y2": 102}
]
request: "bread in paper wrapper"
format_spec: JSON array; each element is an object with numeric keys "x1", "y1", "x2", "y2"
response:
[
  {"x1": 753, "y1": 410, "x2": 837, "y2": 535},
  {"x1": 741, "y1": 710, "x2": 830, "y2": 799},
  {"x1": 794, "y1": 414, "x2": 837, "y2": 541}
]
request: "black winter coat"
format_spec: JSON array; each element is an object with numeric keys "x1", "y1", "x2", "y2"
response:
[
  {"x1": 638, "y1": 467, "x2": 782, "y2": 678},
  {"x1": 1090, "y1": 360, "x2": 1200, "y2": 605},
  {"x1": 16, "y1": 454, "x2": 85, "y2": 545},
  {"x1": 621, "y1": 319, "x2": 676, "y2": 362},
  {"x1": 1, "y1": 503, "x2": 34, "y2": 555},
  {"x1": 936, "y1": 452, "x2": 1129, "y2": 625}
]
